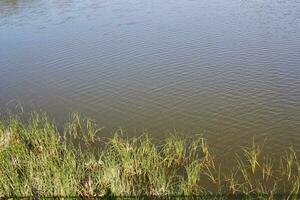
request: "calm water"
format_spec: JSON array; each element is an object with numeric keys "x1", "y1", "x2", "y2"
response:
[{"x1": 0, "y1": 0, "x2": 300, "y2": 155}]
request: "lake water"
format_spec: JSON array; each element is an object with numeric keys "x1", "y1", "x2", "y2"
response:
[{"x1": 0, "y1": 0, "x2": 300, "y2": 156}]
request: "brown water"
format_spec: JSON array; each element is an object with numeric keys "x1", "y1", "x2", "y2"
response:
[{"x1": 0, "y1": 0, "x2": 300, "y2": 156}]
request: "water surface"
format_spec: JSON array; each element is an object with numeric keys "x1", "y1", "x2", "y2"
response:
[{"x1": 1, "y1": 0, "x2": 300, "y2": 156}]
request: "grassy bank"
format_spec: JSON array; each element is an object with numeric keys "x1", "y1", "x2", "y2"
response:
[{"x1": 0, "y1": 113, "x2": 299, "y2": 199}]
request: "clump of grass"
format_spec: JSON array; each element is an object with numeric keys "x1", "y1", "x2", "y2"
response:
[{"x1": 0, "y1": 113, "x2": 299, "y2": 199}]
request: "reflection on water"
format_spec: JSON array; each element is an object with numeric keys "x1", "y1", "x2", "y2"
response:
[
  {"x1": 0, "y1": 0, "x2": 38, "y2": 24},
  {"x1": 0, "y1": 0, "x2": 105, "y2": 26},
  {"x1": 0, "y1": 0, "x2": 300, "y2": 157}
]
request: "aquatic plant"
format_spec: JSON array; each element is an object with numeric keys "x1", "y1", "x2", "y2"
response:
[{"x1": 0, "y1": 113, "x2": 299, "y2": 199}]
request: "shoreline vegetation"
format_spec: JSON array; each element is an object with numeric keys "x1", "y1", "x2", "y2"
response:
[{"x1": 0, "y1": 113, "x2": 299, "y2": 199}]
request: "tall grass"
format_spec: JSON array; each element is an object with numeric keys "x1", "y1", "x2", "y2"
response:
[{"x1": 0, "y1": 113, "x2": 299, "y2": 199}]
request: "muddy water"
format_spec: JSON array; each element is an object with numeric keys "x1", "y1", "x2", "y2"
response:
[{"x1": 0, "y1": 0, "x2": 300, "y2": 156}]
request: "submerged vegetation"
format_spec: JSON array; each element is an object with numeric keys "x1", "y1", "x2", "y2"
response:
[{"x1": 0, "y1": 113, "x2": 299, "y2": 199}]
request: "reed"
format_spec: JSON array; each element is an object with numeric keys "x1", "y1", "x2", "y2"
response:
[{"x1": 0, "y1": 113, "x2": 299, "y2": 199}]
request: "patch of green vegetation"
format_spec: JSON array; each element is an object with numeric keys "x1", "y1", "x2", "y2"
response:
[{"x1": 0, "y1": 113, "x2": 299, "y2": 199}]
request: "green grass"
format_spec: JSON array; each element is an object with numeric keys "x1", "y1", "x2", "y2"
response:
[{"x1": 0, "y1": 112, "x2": 299, "y2": 199}]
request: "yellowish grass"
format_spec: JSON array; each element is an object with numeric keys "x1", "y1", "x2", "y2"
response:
[{"x1": 0, "y1": 113, "x2": 299, "y2": 199}]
